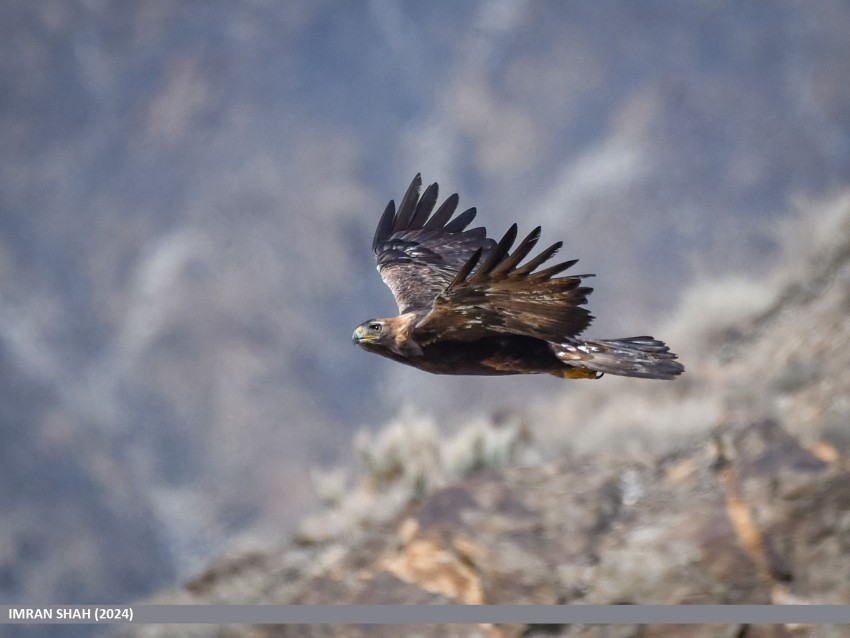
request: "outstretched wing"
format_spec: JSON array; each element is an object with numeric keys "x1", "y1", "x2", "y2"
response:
[
  {"x1": 373, "y1": 174, "x2": 496, "y2": 316},
  {"x1": 415, "y1": 224, "x2": 594, "y2": 343}
]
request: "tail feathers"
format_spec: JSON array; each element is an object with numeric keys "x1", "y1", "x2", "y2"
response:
[{"x1": 553, "y1": 336, "x2": 684, "y2": 380}]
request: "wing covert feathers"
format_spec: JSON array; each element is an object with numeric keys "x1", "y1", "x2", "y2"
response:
[{"x1": 418, "y1": 223, "x2": 594, "y2": 343}]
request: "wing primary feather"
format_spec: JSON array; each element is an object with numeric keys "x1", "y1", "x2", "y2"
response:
[
  {"x1": 372, "y1": 200, "x2": 396, "y2": 252},
  {"x1": 449, "y1": 247, "x2": 483, "y2": 287},
  {"x1": 443, "y1": 207, "x2": 477, "y2": 233},
  {"x1": 468, "y1": 224, "x2": 518, "y2": 284},
  {"x1": 531, "y1": 259, "x2": 580, "y2": 280},
  {"x1": 512, "y1": 241, "x2": 563, "y2": 275},
  {"x1": 490, "y1": 226, "x2": 541, "y2": 277},
  {"x1": 409, "y1": 182, "x2": 438, "y2": 230},
  {"x1": 395, "y1": 174, "x2": 422, "y2": 231},
  {"x1": 424, "y1": 193, "x2": 459, "y2": 230}
]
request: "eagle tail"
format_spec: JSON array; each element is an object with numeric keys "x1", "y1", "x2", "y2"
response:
[{"x1": 552, "y1": 336, "x2": 684, "y2": 380}]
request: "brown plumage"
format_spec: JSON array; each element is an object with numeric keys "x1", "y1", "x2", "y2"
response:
[{"x1": 353, "y1": 174, "x2": 684, "y2": 380}]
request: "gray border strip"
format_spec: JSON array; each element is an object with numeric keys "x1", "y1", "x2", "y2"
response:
[{"x1": 3, "y1": 605, "x2": 850, "y2": 625}]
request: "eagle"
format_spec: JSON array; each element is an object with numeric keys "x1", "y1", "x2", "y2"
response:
[{"x1": 353, "y1": 175, "x2": 684, "y2": 380}]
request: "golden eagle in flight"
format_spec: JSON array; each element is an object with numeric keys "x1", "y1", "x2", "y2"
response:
[{"x1": 353, "y1": 175, "x2": 684, "y2": 380}]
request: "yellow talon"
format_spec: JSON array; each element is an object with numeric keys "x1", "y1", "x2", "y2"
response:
[{"x1": 552, "y1": 368, "x2": 601, "y2": 379}]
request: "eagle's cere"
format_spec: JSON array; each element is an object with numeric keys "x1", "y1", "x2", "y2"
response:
[{"x1": 353, "y1": 174, "x2": 684, "y2": 381}]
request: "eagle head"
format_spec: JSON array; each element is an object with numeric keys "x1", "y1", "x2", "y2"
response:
[
  {"x1": 352, "y1": 319, "x2": 390, "y2": 351},
  {"x1": 353, "y1": 315, "x2": 422, "y2": 362}
]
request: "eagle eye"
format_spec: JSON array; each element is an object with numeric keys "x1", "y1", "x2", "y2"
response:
[{"x1": 369, "y1": 322, "x2": 382, "y2": 332}]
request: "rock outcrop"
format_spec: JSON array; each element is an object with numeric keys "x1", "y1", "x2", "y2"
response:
[{"x1": 117, "y1": 416, "x2": 850, "y2": 638}]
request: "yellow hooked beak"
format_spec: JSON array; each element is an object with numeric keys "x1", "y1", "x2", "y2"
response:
[{"x1": 352, "y1": 325, "x2": 378, "y2": 344}]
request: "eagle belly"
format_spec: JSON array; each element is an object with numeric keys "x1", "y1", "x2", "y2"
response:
[{"x1": 414, "y1": 335, "x2": 566, "y2": 376}]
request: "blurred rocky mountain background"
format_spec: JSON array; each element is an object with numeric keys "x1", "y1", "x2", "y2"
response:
[
  {"x1": 2, "y1": 0, "x2": 849, "y2": 632},
  {"x1": 122, "y1": 193, "x2": 850, "y2": 636}
]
